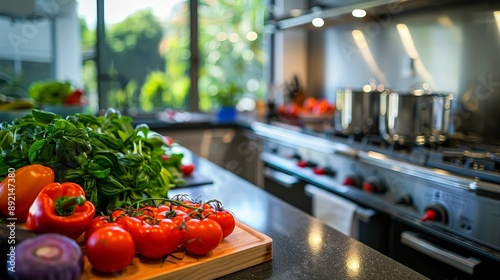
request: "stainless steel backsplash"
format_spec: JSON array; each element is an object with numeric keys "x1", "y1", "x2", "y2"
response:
[{"x1": 308, "y1": 1, "x2": 500, "y2": 141}]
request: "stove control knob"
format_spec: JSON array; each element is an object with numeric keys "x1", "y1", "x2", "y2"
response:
[
  {"x1": 323, "y1": 167, "x2": 336, "y2": 177},
  {"x1": 342, "y1": 176, "x2": 360, "y2": 188},
  {"x1": 296, "y1": 160, "x2": 308, "y2": 168},
  {"x1": 312, "y1": 167, "x2": 325, "y2": 175},
  {"x1": 395, "y1": 195, "x2": 413, "y2": 206},
  {"x1": 362, "y1": 178, "x2": 386, "y2": 194},
  {"x1": 306, "y1": 161, "x2": 318, "y2": 168},
  {"x1": 420, "y1": 205, "x2": 448, "y2": 224},
  {"x1": 292, "y1": 153, "x2": 302, "y2": 160}
]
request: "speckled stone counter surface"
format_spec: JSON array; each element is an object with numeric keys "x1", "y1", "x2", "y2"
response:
[{"x1": 170, "y1": 150, "x2": 428, "y2": 280}]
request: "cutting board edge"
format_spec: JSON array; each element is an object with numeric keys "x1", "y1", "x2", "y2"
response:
[
  {"x1": 149, "y1": 239, "x2": 273, "y2": 280},
  {"x1": 82, "y1": 220, "x2": 273, "y2": 280}
]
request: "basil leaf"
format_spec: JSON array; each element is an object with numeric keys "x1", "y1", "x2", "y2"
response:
[
  {"x1": 0, "y1": 130, "x2": 14, "y2": 150},
  {"x1": 28, "y1": 139, "x2": 55, "y2": 164},
  {"x1": 53, "y1": 119, "x2": 76, "y2": 132},
  {"x1": 118, "y1": 153, "x2": 144, "y2": 168},
  {"x1": 98, "y1": 176, "x2": 127, "y2": 197},
  {"x1": 55, "y1": 138, "x2": 78, "y2": 167},
  {"x1": 31, "y1": 109, "x2": 61, "y2": 124}
]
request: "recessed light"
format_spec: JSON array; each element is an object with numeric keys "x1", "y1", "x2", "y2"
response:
[
  {"x1": 312, "y1": 17, "x2": 324, "y2": 27},
  {"x1": 352, "y1": 9, "x2": 367, "y2": 18}
]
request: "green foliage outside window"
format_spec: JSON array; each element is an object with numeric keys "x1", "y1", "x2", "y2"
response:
[{"x1": 80, "y1": 1, "x2": 264, "y2": 113}]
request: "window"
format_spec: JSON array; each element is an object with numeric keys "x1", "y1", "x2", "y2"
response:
[
  {"x1": 0, "y1": 0, "x2": 265, "y2": 116},
  {"x1": 78, "y1": 0, "x2": 265, "y2": 115}
]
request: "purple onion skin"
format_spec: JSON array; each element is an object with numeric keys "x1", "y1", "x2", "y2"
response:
[{"x1": 6, "y1": 233, "x2": 83, "y2": 280}]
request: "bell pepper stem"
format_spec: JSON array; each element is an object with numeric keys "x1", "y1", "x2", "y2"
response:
[{"x1": 55, "y1": 195, "x2": 86, "y2": 216}]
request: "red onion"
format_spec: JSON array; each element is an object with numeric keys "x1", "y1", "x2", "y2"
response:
[{"x1": 6, "y1": 233, "x2": 83, "y2": 280}]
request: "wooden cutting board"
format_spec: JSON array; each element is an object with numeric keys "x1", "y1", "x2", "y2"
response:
[{"x1": 79, "y1": 221, "x2": 273, "y2": 280}]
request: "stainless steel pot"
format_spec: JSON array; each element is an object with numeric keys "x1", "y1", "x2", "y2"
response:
[
  {"x1": 334, "y1": 88, "x2": 384, "y2": 136},
  {"x1": 379, "y1": 87, "x2": 453, "y2": 145}
]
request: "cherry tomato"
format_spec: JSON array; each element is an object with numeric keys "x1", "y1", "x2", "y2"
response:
[
  {"x1": 131, "y1": 219, "x2": 182, "y2": 259},
  {"x1": 180, "y1": 163, "x2": 195, "y2": 176},
  {"x1": 157, "y1": 204, "x2": 171, "y2": 213},
  {"x1": 302, "y1": 97, "x2": 317, "y2": 112},
  {"x1": 86, "y1": 226, "x2": 135, "y2": 273},
  {"x1": 163, "y1": 136, "x2": 174, "y2": 146},
  {"x1": 285, "y1": 103, "x2": 300, "y2": 117},
  {"x1": 312, "y1": 99, "x2": 333, "y2": 114},
  {"x1": 84, "y1": 216, "x2": 118, "y2": 243},
  {"x1": 184, "y1": 218, "x2": 223, "y2": 255},
  {"x1": 207, "y1": 210, "x2": 236, "y2": 239},
  {"x1": 158, "y1": 209, "x2": 190, "y2": 227}
]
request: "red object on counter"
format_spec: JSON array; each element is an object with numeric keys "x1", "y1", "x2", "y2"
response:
[
  {"x1": 64, "y1": 89, "x2": 84, "y2": 105},
  {"x1": 26, "y1": 182, "x2": 96, "y2": 239},
  {"x1": 420, "y1": 209, "x2": 437, "y2": 222},
  {"x1": 180, "y1": 163, "x2": 195, "y2": 176}
]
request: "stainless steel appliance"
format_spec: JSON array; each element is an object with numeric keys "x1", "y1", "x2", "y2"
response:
[
  {"x1": 253, "y1": 121, "x2": 500, "y2": 279},
  {"x1": 334, "y1": 87, "x2": 384, "y2": 137},
  {"x1": 379, "y1": 85, "x2": 454, "y2": 146}
]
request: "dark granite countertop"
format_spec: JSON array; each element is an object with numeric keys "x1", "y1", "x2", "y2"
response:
[{"x1": 170, "y1": 150, "x2": 428, "y2": 280}]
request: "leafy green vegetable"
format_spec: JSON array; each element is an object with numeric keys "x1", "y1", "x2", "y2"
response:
[
  {"x1": 0, "y1": 108, "x2": 186, "y2": 212},
  {"x1": 29, "y1": 81, "x2": 73, "y2": 105}
]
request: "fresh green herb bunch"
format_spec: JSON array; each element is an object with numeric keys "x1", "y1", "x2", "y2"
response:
[
  {"x1": 29, "y1": 80, "x2": 74, "y2": 105},
  {"x1": 0, "y1": 108, "x2": 185, "y2": 212}
]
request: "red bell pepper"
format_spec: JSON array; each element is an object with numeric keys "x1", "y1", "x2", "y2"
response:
[{"x1": 26, "y1": 182, "x2": 96, "y2": 239}]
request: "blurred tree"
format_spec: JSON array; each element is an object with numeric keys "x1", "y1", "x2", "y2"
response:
[
  {"x1": 79, "y1": 1, "x2": 264, "y2": 113},
  {"x1": 106, "y1": 9, "x2": 164, "y2": 110}
]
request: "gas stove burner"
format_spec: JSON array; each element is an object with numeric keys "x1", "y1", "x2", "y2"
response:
[{"x1": 428, "y1": 148, "x2": 500, "y2": 184}]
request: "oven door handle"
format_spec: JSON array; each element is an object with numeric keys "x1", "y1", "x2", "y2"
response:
[
  {"x1": 401, "y1": 231, "x2": 482, "y2": 275},
  {"x1": 264, "y1": 167, "x2": 300, "y2": 187}
]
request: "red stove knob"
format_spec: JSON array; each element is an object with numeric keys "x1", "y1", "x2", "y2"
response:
[
  {"x1": 313, "y1": 167, "x2": 325, "y2": 175},
  {"x1": 362, "y1": 178, "x2": 386, "y2": 194},
  {"x1": 420, "y1": 209, "x2": 437, "y2": 222},
  {"x1": 296, "y1": 160, "x2": 307, "y2": 168},
  {"x1": 342, "y1": 176, "x2": 360, "y2": 187},
  {"x1": 420, "y1": 204, "x2": 448, "y2": 224}
]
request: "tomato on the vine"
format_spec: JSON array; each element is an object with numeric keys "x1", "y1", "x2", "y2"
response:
[
  {"x1": 84, "y1": 213, "x2": 129, "y2": 243},
  {"x1": 180, "y1": 163, "x2": 195, "y2": 176},
  {"x1": 130, "y1": 219, "x2": 182, "y2": 259},
  {"x1": 157, "y1": 209, "x2": 190, "y2": 225},
  {"x1": 184, "y1": 218, "x2": 223, "y2": 256},
  {"x1": 207, "y1": 209, "x2": 236, "y2": 239},
  {"x1": 86, "y1": 226, "x2": 135, "y2": 273}
]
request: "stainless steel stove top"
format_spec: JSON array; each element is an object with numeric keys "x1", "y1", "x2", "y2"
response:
[{"x1": 253, "y1": 121, "x2": 500, "y2": 260}]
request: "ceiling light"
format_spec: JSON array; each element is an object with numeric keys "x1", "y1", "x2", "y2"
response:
[
  {"x1": 312, "y1": 17, "x2": 324, "y2": 27},
  {"x1": 352, "y1": 9, "x2": 366, "y2": 18}
]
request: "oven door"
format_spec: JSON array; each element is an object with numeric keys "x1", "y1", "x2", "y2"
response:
[
  {"x1": 263, "y1": 165, "x2": 388, "y2": 253},
  {"x1": 389, "y1": 216, "x2": 498, "y2": 279},
  {"x1": 263, "y1": 166, "x2": 312, "y2": 213}
]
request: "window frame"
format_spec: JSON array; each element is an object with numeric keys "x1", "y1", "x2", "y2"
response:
[{"x1": 95, "y1": 0, "x2": 200, "y2": 113}]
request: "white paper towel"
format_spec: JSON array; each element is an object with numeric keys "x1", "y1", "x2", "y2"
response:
[{"x1": 305, "y1": 185, "x2": 357, "y2": 237}]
